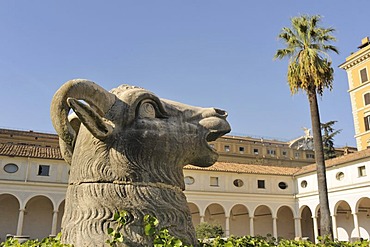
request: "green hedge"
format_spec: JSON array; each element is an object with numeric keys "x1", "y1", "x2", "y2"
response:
[{"x1": 2, "y1": 212, "x2": 369, "y2": 247}]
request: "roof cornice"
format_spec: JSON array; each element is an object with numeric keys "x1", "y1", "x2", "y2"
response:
[{"x1": 339, "y1": 48, "x2": 370, "y2": 70}]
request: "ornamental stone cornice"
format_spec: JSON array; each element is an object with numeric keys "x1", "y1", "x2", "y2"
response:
[{"x1": 339, "y1": 47, "x2": 370, "y2": 70}]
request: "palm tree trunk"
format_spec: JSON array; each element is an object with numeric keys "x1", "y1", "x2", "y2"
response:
[{"x1": 307, "y1": 90, "x2": 333, "y2": 239}]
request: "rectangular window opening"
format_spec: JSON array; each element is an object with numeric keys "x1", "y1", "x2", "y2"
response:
[
  {"x1": 267, "y1": 149, "x2": 276, "y2": 156},
  {"x1": 295, "y1": 152, "x2": 300, "y2": 159},
  {"x1": 257, "y1": 179, "x2": 265, "y2": 189},
  {"x1": 210, "y1": 177, "x2": 219, "y2": 187},
  {"x1": 306, "y1": 153, "x2": 315, "y2": 159},
  {"x1": 239, "y1": 146, "x2": 245, "y2": 154},
  {"x1": 364, "y1": 93, "x2": 370, "y2": 106},
  {"x1": 253, "y1": 148, "x2": 259, "y2": 155},
  {"x1": 365, "y1": 116, "x2": 370, "y2": 131},
  {"x1": 360, "y1": 68, "x2": 368, "y2": 83},
  {"x1": 38, "y1": 165, "x2": 50, "y2": 176},
  {"x1": 224, "y1": 145, "x2": 230, "y2": 152},
  {"x1": 358, "y1": 166, "x2": 366, "y2": 177}
]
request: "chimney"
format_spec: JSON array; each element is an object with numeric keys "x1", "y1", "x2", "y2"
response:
[{"x1": 358, "y1": 37, "x2": 370, "y2": 49}]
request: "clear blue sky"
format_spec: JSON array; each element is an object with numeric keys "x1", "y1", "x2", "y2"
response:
[{"x1": 0, "y1": 1, "x2": 367, "y2": 147}]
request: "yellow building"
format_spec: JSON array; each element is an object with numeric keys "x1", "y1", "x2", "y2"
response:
[{"x1": 340, "y1": 37, "x2": 370, "y2": 151}]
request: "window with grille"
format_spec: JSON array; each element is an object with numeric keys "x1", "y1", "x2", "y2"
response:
[
  {"x1": 360, "y1": 68, "x2": 368, "y2": 83},
  {"x1": 267, "y1": 149, "x2": 276, "y2": 156}
]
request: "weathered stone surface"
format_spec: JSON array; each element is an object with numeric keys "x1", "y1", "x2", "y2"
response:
[{"x1": 50, "y1": 79, "x2": 231, "y2": 246}]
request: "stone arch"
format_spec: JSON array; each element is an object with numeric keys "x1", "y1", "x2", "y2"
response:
[
  {"x1": 187, "y1": 202, "x2": 201, "y2": 228},
  {"x1": 276, "y1": 205, "x2": 295, "y2": 240},
  {"x1": 253, "y1": 205, "x2": 272, "y2": 237},
  {"x1": 355, "y1": 197, "x2": 370, "y2": 239},
  {"x1": 276, "y1": 204, "x2": 296, "y2": 217},
  {"x1": 229, "y1": 204, "x2": 249, "y2": 237},
  {"x1": 335, "y1": 200, "x2": 353, "y2": 241},
  {"x1": 300, "y1": 205, "x2": 314, "y2": 241},
  {"x1": 56, "y1": 200, "x2": 65, "y2": 234},
  {"x1": 23, "y1": 195, "x2": 53, "y2": 240},
  {"x1": 0, "y1": 194, "x2": 20, "y2": 241},
  {"x1": 314, "y1": 204, "x2": 321, "y2": 237},
  {"x1": 204, "y1": 203, "x2": 226, "y2": 235}
]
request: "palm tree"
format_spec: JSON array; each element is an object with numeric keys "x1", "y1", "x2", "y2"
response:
[{"x1": 274, "y1": 15, "x2": 338, "y2": 238}]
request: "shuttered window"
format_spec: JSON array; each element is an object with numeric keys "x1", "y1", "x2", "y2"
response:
[
  {"x1": 364, "y1": 115, "x2": 370, "y2": 131},
  {"x1": 365, "y1": 93, "x2": 370, "y2": 105},
  {"x1": 360, "y1": 68, "x2": 368, "y2": 83}
]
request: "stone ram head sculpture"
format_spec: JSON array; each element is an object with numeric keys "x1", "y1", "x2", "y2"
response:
[{"x1": 50, "y1": 79, "x2": 231, "y2": 246}]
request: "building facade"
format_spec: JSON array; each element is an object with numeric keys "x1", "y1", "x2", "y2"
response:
[
  {"x1": 0, "y1": 128, "x2": 368, "y2": 243},
  {"x1": 340, "y1": 37, "x2": 370, "y2": 151}
]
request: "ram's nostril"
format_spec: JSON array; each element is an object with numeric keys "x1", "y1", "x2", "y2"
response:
[{"x1": 214, "y1": 108, "x2": 228, "y2": 118}]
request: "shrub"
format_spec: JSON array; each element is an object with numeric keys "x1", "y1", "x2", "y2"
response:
[
  {"x1": 195, "y1": 222, "x2": 224, "y2": 240},
  {"x1": 2, "y1": 213, "x2": 370, "y2": 247}
]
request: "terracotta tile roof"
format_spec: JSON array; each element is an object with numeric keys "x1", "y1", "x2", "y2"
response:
[
  {"x1": 185, "y1": 162, "x2": 301, "y2": 176},
  {"x1": 1, "y1": 132, "x2": 369, "y2": 176},
  {"x1": 0, "y1": 143, "x2": 63, "y2": 160},
  {"x1": 294, "y1": 148, "x2": 370, "y2": 175}
]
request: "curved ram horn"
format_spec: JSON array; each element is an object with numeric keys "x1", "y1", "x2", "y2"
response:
[{"x1": 50, "y1": 79, "x2": 116, "y2": 148}]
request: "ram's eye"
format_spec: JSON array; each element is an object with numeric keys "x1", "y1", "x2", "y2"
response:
[{"x1": 138, "y1": 102, "x2": 156, "y2": 118}]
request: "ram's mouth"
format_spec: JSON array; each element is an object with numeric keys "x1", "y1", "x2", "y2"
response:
[
  {"x1": 205, "y1": 129, "x2": 230, "y2": 151},
  {"x1": 199, "y1": 116, "x2": 231, "y2": 153}
]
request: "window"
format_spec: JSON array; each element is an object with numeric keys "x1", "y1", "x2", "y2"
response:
[
  {"x1": 239, "y1": 147, "x2": 245, "y2": 154},
  {"x1": 295, "y1": 152, "x2": 300, "y2": 159},
  {"x1": 360, "y1": 68, "x2": 369, "y2": 83},
  {"x1": 301, "y1": 180, "x2": 308, "y2": 188},
  {"x1": 336, "y1": 172, "x2": 345, "y2": 181},
  {"x1": 364, "y1": 93, "x2": 370, "y2": 106},
  {"x1": 306, "y1": 153, "x2": 315, "y2": 159},
  {"x1": 257, "y1": 180, "x2": 265, "y2": 189},
  {"x1": 253, "y1": 148, "x2": 259, "y2": 155},
  {"x1": 184, "y1": 176, "x2": 195, "y2": 185},
  {"x1": 38, "y1": 165, "x2": 50, "y2": 176},
  {"x1": 210, "y1": 177, "x2": 219, "y2": 187},
  {"x1": 278, "y1": 182, "x2": 288, "y2": 190},
  {"x1": 4, "y1": 163, "x2": 18, "y2": 173},
  {"x1": 233, "y1": 179, "x2": 244, "y2": 187},
  {"x1": 224, "y1": 145, "x2": 230, "y2": 152},
  {"x1": 358, "y1": 166, "x2": 366, "y2": 177},
  {"x1": 267, "y1": 149, "x2": 276, "y2": 156},
  {"x1": 365, "y1": 115, "x2": 370, "y2": 131},
  {"x1": 282, "y1": 151, "x2": 287, "y2": 157},
  {"x1": 209, "y1": 144, "x2": 215, "y2": 149}
]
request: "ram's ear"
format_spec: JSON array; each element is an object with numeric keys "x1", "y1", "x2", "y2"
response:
[{"x1": 67, "y1": 97, "x2": 113, "y2": 140}]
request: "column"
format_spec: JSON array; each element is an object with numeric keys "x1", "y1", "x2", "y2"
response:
[
  {"x1": 272, "y1": 217, "x2": 278, "y2": 240},
  {"x1": 331, "y1": 214, "x2": 337, "y2": 240},
  {"x1": 51, "y1": 210, "x2": 59, "y2": 236},
  {"x1": 200, "y1": 215, "x2": 205, "y2": 223},
  {"x1": 352, "y1": 212, "x2": 360, "y2": 238},
  {"x1": 249, "y1": 216, "x2": 254, "y2": 236},
  {"x1": 312, "y1": 216, "x2": 319, "y2": 243},
  {"x1": 225, "y1": 216, "x2": 230, "y2": 237},
  {"x1": 294, "y1": 217, "x2": 302, "y2": 238},
  {"x1": 16, "y1": 208, "x2": 25, "y2": 236}
]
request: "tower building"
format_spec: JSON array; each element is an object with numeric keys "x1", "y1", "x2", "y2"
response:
[{"x1": 340, "y1": 37, "x2": 370, "y2": 150}]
